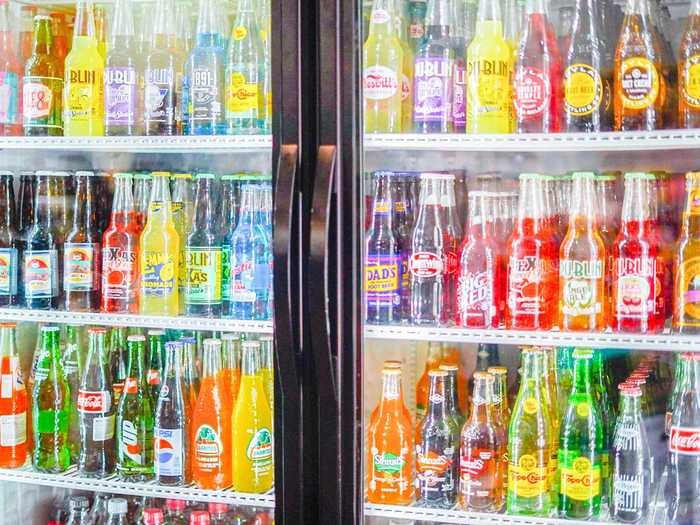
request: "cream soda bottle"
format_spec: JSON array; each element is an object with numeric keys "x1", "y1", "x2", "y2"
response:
[
  {"x1": 466, "y1": 0, "x2": 512, "y2": 133},
  {"x1": 63, "y1": 0, "x2": 104, "y2": 136},
  {"x1": 363, "y1": 0, "x2": 404, "y2": 133},
  {"x1": 232, "y1": 341, "x2": 273, "y2": 493},
  {"x1": 139, "y1": 172, "x2": 179, "y2": 316}
]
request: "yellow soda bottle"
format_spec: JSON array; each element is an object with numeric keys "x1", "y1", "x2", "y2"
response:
[
  {"x1": 232, "y1": 341, "x2": 273, "y2": 492},
  {"x1": 363, "y1": 0, "x2": 403, "y2": 133},
  {"x1": 63, "y1": 0, "x2": 104, "y2": 136},
  {"x1": 466, "y1": 0, "x2": 512, "y2": 133},
  {"x1": 258, "y1": 335, "x2": 274, "y2": 411},
  {"x1": 139, "y1": 171, "x2": 180, "y2": 315},
  {"x1": 396, "y1": 3, "x2": 414, "y2": 132}
]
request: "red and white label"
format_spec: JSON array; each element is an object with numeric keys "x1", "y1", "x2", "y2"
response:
[
  {"x1": 410, "y1": 252, "x2": 443, "y2": 278},
  {"x1": 77, "y1": 390, "x2": 111, "y2": 413},
  {"x1": 460, "y1": 448, "x2": 494, "y2": 479},
  {"x1": 670, "y1": 426, "x2": 700, "y2": 455},
  {"x1": 445, "y1": 251, "x2": 459, "y2": 275},
  {"x1": 370, "y1": 8, "x2": 390, "y2": 23},
  {"x1": 124, "y1": 377, "x2": 138, "y2": 394},
  {"x1": 147, "y1": 370, "x2": 160, "y2": 385},
  {"x1": 515, "y1": 67, "x2": 548, "y2": 118},
  {"x1": 363, "y1": 66, "x2": 399, "y2": 100},
  {"x1": 22, "y1": 82, "x2": 52, "y2": 119}
]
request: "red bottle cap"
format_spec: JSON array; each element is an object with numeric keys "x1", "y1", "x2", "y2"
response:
[
  {"x1": 207, "y1": 503, "x2": 229, "y2": 514},
  {"x1": 165, "y1": 499, "x2": 186, "y2": 511},
  {"x1": 143, "y1": 509, "x2": 164, "y2": 525},
  {"x1": 190, "y1": 511, "x2": 210, "y2": 525}
]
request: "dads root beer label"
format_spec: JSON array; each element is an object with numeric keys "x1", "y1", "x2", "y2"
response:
[{"x1": 365, "y1": 254, "x2": 401, "y2": 306}]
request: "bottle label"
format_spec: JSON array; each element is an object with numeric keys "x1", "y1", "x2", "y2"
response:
[
  {"x1": 365, "y1": 254, "x2": 401, "y2": 305},
  {"x1": 373, "y1": 451, "x2": 407, "y2": 475},
  {"x1": 363, "y1": 65, "x2": 400, "y2": 101},
  {"x1": 65, "y1": 68, "x2": 103, "y2": 122},
  {"x1": 0, "y1": 412, "x2": 26, "y2": 447},
  {"x1": 194, "y1": 424, "x2": 223, "y2": 471},
  {"x1": 457, "y1": 268, "x2": 495, "y2": 319},
  {"x1": 613, "y1": 473, "x2": 644, "y2": 512},
  {"x1": 145, "y1": 67, "x2": 175, "y2": 123},
  {"x1": 190, "y1": 68, "x2": 222, "y2": 122},
  {"x1": 613, "y1": 256, "x2": 657, "y2": 319},
  {"x1": 669, "y1": 426, "x2": 700, "y2": 454},
  {"x1": 185, "y1": 247, "x2": 223, "y2": 305},
  {"x1": 508, "y1": 255, "x2": 556, "y2": 316},
  {"x1": 514, "y1": 66, "x2": 548, "y2": 119},
  {"x1": 560, "y1": 259, "x2": 603, "y2": 316},
  {"x1": 559, "y1": 453, "x2": 601, "y2": 501},
  {"x1": 452, "y1": 61, "x2": 466, "y2": 128},
  {"x1": 141, "y1": 251, "x2": 176, "y2": 298},
  {"x1": 23, "y1": 77, "x2": 63, "y2": 129},
  {"x1": 36, "y1": 409, "x2": 68, "y2": 433},
  {"x1": 147, "y1": 369, "x2": 160, "y2": 385},
  {"x1": 155, "y1": 427, "x2": 184, "y2": 477},
  {"x1": 77, "y1": 390, "x2": 112, "y2": 413},
  {"x1": 247, "y1": 427, "x2": 273, "y2": 471},
  {"x1": 467, "y1": 57, "x2": 510, "y2": 128},
  {"x1": 409, "y1": 251, "x2": 443, "y2": 278},
  {"x1": 564, "y1": 64, "x2": 603, "y2": 116},
  {"x1": 64, "y1": 243, "x2": 97, "y2": 291},
  {"x1": 0, "y1": 247, "x2": 18, "y2": 296},
  {"x1": 102, "y1": 247, "x2": 138, "y2": 300},
  {"x1": 231, "y1": 259, "x2": 256, "y2": 303},
  {"x1": 123, "y1": 377, "x2": 138, "y2": 394},
  {"x1": 413, "y1": 57, "x2": 453, "y2": 123},
  {"x1": 683, "y1": 55, "x2": 700, "y2": 108},
  {"x1": 105, "y1": 67, "x2": 137, "y2": 126},
  {"x1": 370, "y1": 8, "x2": 390, "y2": 23},
  {"x1": 23, "y1": 249, "x2": 58, "y2": 298},
  {"x1": 0, "y1": 71, "x2": 19, "y2": 124},
  {"x1": 416, "y1": 446, "x2": 454, "y2": 494},
  {"x1": 222, "y1": 244, "x2": 232, "y2": 302},
  {"x1": 508, "y1": 454, "x2": 548, "y2": 498},
  {"x1": 402, "y1": 72, "x2": 411, "y2": 103},
  {"x1": 620, "y1": 58, "x2": 659, "y2": 110},
  {"x1": 678, "y1": 256, "x2": 700, "y2": 326},
  {"x1": 460, "y1": 448, "x2": 495, "y2": 492},
  {"x1": 226, "y1": 72, "x2": 258, "y2": 115},
  {"x1": 120, "y1": 419, "x2": 144, "y2": 464}
]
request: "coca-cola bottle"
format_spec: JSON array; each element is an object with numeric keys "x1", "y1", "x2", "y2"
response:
[
  {"x1": 666, "y1": 353, "x2": 700, "y2": 525},
  {"x1": 78, "y1": 327, "x2": 116, "y2": 477},
  {"x1": 611, "y1": 382, "x2": 651, "y2": 523}
]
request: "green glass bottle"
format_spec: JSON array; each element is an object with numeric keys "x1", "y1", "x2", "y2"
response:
[
  {"x1": 115, "y1": 335, "x2": 154, "y2": 480},
  {"x1": 556, "y1": 347, "x2": 575, "y2": 420},
  {"x1": 558, "y1": 348, "x2": 604, "y2": 519},
  {"x1": 62, "y1": 325, "x2": 82, "y2": 463},
  {"x1": 146, "y1": 329, "x2": 165, "y2": 404},
  {"x1": 591, "y1": 348, "x2": 614, "y2": 502}
]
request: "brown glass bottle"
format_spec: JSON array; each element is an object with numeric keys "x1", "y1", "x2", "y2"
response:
[
  {"x1": 0, "y1": 172, "x2": 18, "y2": 306},
  {"x1": 679, "y1": 0, "x2": 700, "y2": 128}
]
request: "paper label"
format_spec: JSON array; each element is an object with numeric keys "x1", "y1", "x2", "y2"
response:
[
  {"x1": 508, "y1": 454, "x2": 548, "y2": 498},
  {"x1": 64, "y1": 243, "x2": 96, "y2": 291},
  {"x1": 102, "y1": 246, "x2": 138, "y2": 300},
  {"x1": 0, "y1": 413, "x2": 26, "y2": 446},
  {"x1": 0, "y1": 71, "x2": 19, "y2": 124},
  {"x1": 410, "y1": 251, "x2": 443, "y2": 278},
  {"x1": 515, "y1": 66, "x2": 548, "y2": 118},
  {"x1": 92, "y1": 414, "x2": 115, "y2": 442},
  {"x1": 564, "y1": 64, "x2": 602, "y2": 116},
  {"x1": 194, "y1": 424, "x2": 223, "y2": 471},
  {"x1": 141, "y1": 250, "x2": 176, "y2": 298},
  {"x1": 77, "y1": 390, "x2": 112, "y2": 413},
  {"x1": 683, "y1": 55, "x2": 700, "y2": 108},
  {"x1": 364, "y1": 65, "x2": 400, "y2": 101},
  {"x1": 620, "y1": 58, "x2": 659, "y2": 110},
  {"x1": 155, "y1": 427, "x2": 184, "y2": 476},
  {"x1": 185, "y1": 247, "x2": 222, "y2": 305},
  {"x1": 559, "y1": 453, "x2": 601, "y2": 501},
  {"x1": 226, "y1": 72, "x2": 258, "y2": 115},
  {"x1": 413, "y1": 57, "x2": 453, "y2": 123},
  {"x1": 65, "y1": 68, "x2": 103, "y2": 122},
  {"x1": 145, "y1": 67, "x2": 175, "y2": 123},
  {"x1": 190, "y1": 68, "x2": 222, "y2": 123},
  {"x1": 121, "y1": 419, "x2": 143, "y2": 464},
  {"x1": 231, "y1": 259, "x2": 255, "y2": 303},
  {"x1": 0, "y1": 247, "x2": 17, "y2": 296},
  {"x1": 105, "y1": 66, "x2": 137, "y2": 126},
  {"x1": 23, "y1": 249, "x2": 58, "y2": 298},
  {"x1": 365, "y1": 254, "x2": 401, "y2": 305}
]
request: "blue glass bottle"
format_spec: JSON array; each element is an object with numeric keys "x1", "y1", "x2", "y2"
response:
[{"x1": 251, "y1": 184, "x2": 272, "y2": 320}]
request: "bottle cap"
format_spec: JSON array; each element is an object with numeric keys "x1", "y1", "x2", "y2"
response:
[
  {"x1": 88, "y1": 326, "x2": 108, "y2": 334},
  {"x1": 114, "y1": 172, "x2": 133, "y2": 179},
  {"x1": 438, "y1": 364, "x2": 458, "y2": 372},
  {"x1": 53, "y1": 171, "x2": 71, "y2": 177},
  {"x1": 0, "y1": 322, "x2": 16, "y2": 328},
  {"x1": 68, "y1": 496, "x2": 90, "y2": 511},
  {"x1": 383, "y1": 360, "x2": 402, "y2": 369},
  {"x1": 189, "y1": 511, "x2": 210, "y2": 525},
  {"x1": 143, "y1": 509, "x2": 165, "y2": 525},
  {"x1": 519, "y1": 173, "x2": 541, "y2": 180},
  {"x1": 203, "y1": 338, "x2": 222, "y2": 348},
  {"x1": 151, "y1": 171, "x2": 171, "y2": 178},
  {"x1": 427, "y1": 370, "x2": 447, "y2": 378},
  {"x1": 195, "y1": 173, "x2": 216, "y2": 179},
  {"x1": 148, "y1": 329, "x2": 165, "y2": 336},
  {"x1": 42, "y1": 326, "x2": 60, "y2": 333},
  {"x1": 207, "y1": 503, "x2": 229, "y2": 514},
  {"x1": 75, "y1": 171, "x2": 94, "y2": 177},
  {"x1": 180, "y1": 336, "x2": 196, "y2": 344},
  {"x1": 0, "y1": 170, "x2": 13, "y2": 176},
  {"x1": 173, "y1": 173, "x2": 193, "y2": 179},
  {"x1": 127, "y1": 334, "x2": 146, "y2": 342},
  {"x1": 221, "y1": 333, "x2": 240, "y2": 341},
  {"x1": 624, "y1": 172, "x2": 647, "y2": 180},
  {"x1": 487, "y1": 366, "x2": 508, "y2": 376},
  {"x1": 571, "y1": 171, "x2": 595, "y2": 180},
  {"x1": 242, "y1": 341, "x2": 260, "y2": 350},
  {"x1": 35, "y1": 170, "x2": 53, "y2": 177},
  {"x1": 165, "y1": 499, "x2": 186, "y2": 511},
  {"x1": 473, "y1": 371, "x2": 493, "y2": 380},
  {"x1": 133, "y1": 172, "x2": 151, "y2": 180},
  {"x1": 420, "y1": 172, "x2": 453, "y2": 180},
  {"x1": 107, "y1": 498, "x2": 128, "y2": 515}
]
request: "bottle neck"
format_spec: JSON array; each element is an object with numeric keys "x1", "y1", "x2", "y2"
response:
[
  {"x1": 470, "y1": 377, "x2": 493, "y2": 422},
  {"x1": 467, "y1": 192, "x2": 490, "y2": 238},
  {"x1": 568, "y1": 176, "x2": 597, "y2": 228},
  {"x1": 33, "y1": 175, "x2": 54, "y2": 228},
  {"x1": 444, "y1": 373, "x2": 459, "y2": 414},
  {"x1": 368, "y1": 0, "x2": 398, "y2": 37},
  {"x1": 516, "y1": 178, "x2": 546, "y2": 231},
  {"x1": 573, "y1": 355, "x2": 593, "y2": 395},
  {"x1": 241, "y1": 345, "x2": 260, "y2": 376},
  {"x1": 0, "y1": 176, "x2": 15, "y2": 232},
  {"x1": 379, "y1": 372, "x2": 402, "y2": 413},
  {"x1": 238, "y1": 189, "x2": 257, "y2": 227},
  {"x1": 71, "y1": 176, "x2": 97, "y2": 234},
  {"x1": 196, "y1": 0, "x2": 218, "y2": 36},
  {"x1": 525, "y1": 0, "x2": 546, "y2": 15},
  {"x1": 148, "y1": 176, "x2": 173, "y2": 223},
  {"x1": 111, "y1": 0, "x2": 134, "y2": 43},
  {"x1": 73, "y1": 0, "x2": 96, "y2": 42},
  {"x1": 202, "y1": 343, "x2": 223, "y2": 378},
  {"x1": 427, "y1": 375, "x2": 447, "y2": 419},
  {"x1": 477, "y1": 0, "x2": 503, "y2": 22},
  {"x1": 619, "y1": 393, "x2": 642, "y2": 419},
  {"x1": 626, "y1": 0, "x2": 650, "y2": 17},
  {"x1": 126, "y1": 341, "x2": 145, "y2": 379},
  {"x1": 621, "y1": 176, "x2": 651, "y2": 225},
  {"x1": 33, "y1": 17, "x2": 54, "y2": 55},
  {"x1": 0, "y1": 327, "x2": 13, "y2": 358},
  {"x1": 163, "y1": 345, "x2": 183, "y2": 381},
  {"x1": 194, "y1": 178, "x2": 216, "y2": 231},
  {"x1": 370, "y1": 176, "x2": 394, "y2": 233},
  {"x1": 110, "y1": 177, "x2": 136, "y2": 228}
]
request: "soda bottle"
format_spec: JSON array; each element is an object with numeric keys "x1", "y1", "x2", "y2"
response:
[
  {"x1": 612, "y1": 173, "x2": 663, "y2": 333},
  {"x1": 225, "y1": 0, "x2": 264, "y2": 134},
  {"x1": 180, "y1": 336, "x2": 198, "y2": 414},
  {"x1": 395, "y1": 6, "x2": 414, "y2": 133},
  {"x1": 104, "y1": 0, "x2": 140, "y2": 136},
  {"x1": 558, "y1": 172, "x2": 606, "y2": 331},
  {"x1": 184, "y1": 0, "x2": 226, "y2": 135},
  {"x1": 367, "y1": 367, "x2": 413, "y2": 504},
  {"x1": 466, "y1": 0, "x2": 512, "y2": 133},
  {"x1": 0, "y1": 0, "x2": 21, "y2": 136},
  {"x1": 456, "y1": 191, "x2": 502, "y2": 328},
  {"x1": 144, "y1": 508, "x2": 165, "y2": 525},
  {"x1": 185, "y1": 173, "x2": 223, "y2": 317},
  {"x1": 363, "y1": 0, "x2": 404, "y2": 133},
  {"x1": 64, "y1": 173, "x2": 101, "y2": 312},
  {"x1": 506, "y1": 174, "x2": 558, "y2": 330},
  {"x1": 23, "y1": 15, "x2": 63, "y2": 136},
  {"x1": 60, "y1": 325, "x2": 81, "y2": 463},
  {"x1": 0, "y1": 323, "x2": 27, "y2": 468},
  {"x1": 674, "y1": 172, "x2": 700, "y2": 333},
  {"x1": 32, "y1": 326, "x2": 70, "y2": 473},
  {"x1": 206, "y1": 504, "x2": 228, "y2": 525},
  {"x1": 147, "y1": 329, "x2": 165, "y2": 404},
  {"x1": 259, "y1": 335, "x2": 274, "y2": 411},
  {"x1": 232, "y1": 341, "x2": 273, "y2": 492},
  {"x1": 460, "y1": 371, "x2": 505, "y2": 511},
  {"x1": 192, "y1": 338, "x2": 232, "y2": 489},
  {"x1": 133, "y1": 173, "x2": 152, "y2": 232},
  {"x1": 49, "y1": 13, "x2": 68, "y2": 64},
  {"x1": 221, "y1": 333, "x2": 241, "y2": 404},
  {"x1": 412, "y1": 0, "x2": 454, "y2": 133},
  {"x1": 102, "y1": 173, "x2": 140, "y2": 314},
  {"x1": 591, "y1": 349, "x2": 614, "y2": 496},
  {"x1": 154, "y1": 341, "x2": 191, "y2": 486},
  {"x1": 558, "y1": 348, "x2": 604, "y2": 519},
  {"x1": 116, "y1": 334, "x2": 154, "y2": 480},
  {"x1": 365, "y1": 172, "x2": 403, "y2": 324},
  {"x1": 22, "y1": 172, "x2": 61, "y2": 310},
  {"x1": 513, "y1": 0, "x2": 562, "y2": 133},
  {"x1": 562, "y1": 0, "x2": 612, "y2": 132},
  {"x1": 17, "y1": 172, "x2": 35, "y2": 239},
  {"x1": 507, "y1": 348, "x2": 551, "y2": 516},
  {"x1": 614, "y1": 0, "x2": 665, "y2": 131},
  {"x1": 106, "y1": 499, "x2": 129, "y2": 525},
  {"x1": 139, "y1": 172, "x2": 180, "y2": 316},
  {"x1": 610, "y1": 382, "x2": 651, "y2": 523},
  {"x1": 78, "y1": 327, "x2": 115, "y2": 477},
  {"x1": 94, "y1": 6, "x2": 107, "y2": 62},
  {"x1": 172, "y1": 173, "x2": 194, "y2": 314},
  {"x1": 145, "y1": 0, "x2": 183, "y2": 136},
  {"x1": 63, "y1": 0, "x2": 105, "y2": 136},
  {"x1": 109, "y1": 327, "x2": 128, "y2": 404},
  {"x1": 64, "y1": 496, "x2": 90, "y2": 525},
  {"x1": 679, "y1": 0, "x2": 700, "y2": 129},
  {"x1": 0, "y1": 173, "x2": 17, "y2": 306},
  {"x1": 416, "y1": 342, "x2": 442, "y2": 422}
]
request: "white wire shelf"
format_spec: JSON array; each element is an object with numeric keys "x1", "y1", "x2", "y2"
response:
[
  {"x1": 0, "y1": 135, "x2": 272, "y2": 153},
  {"x1": 0, "y1": 465, "x2": 275, "y2": 507},
  {"x1": 363, "y1": 130, "x2": 700, "y2": 152},
  {"x1": 364, "y1": 324, "x2": 700, "y2": 351},
  {"x1": 0, "y1": 308, "x2": 274, "y2": 333}
]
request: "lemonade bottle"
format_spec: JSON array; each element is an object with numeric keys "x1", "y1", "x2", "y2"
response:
[
  {"x1": 466, "y1": 0, "x2": 512, "y2": 133},
  {"x1": 139, "y1": 171, "x2": 180, "y2": 316},
  {"x1": 232, "y1": 341, "x2": 273, "y2": 493},
  {"x1": 63, "y1": 0, "x2": 104, "y2": 136}
]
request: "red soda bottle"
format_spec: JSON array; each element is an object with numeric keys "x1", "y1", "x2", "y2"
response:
[
  {"x1": 456, "y1": 191, "x2": 503, "y2": 328},
  {"x1": 0, "y1": 322, "x2": 27, "y2": 468},
  {"x1": 612, "y1": 172, "x2": 663, "y2": 333},
  {"x1": 513, "y1": 0, "x2": 562, "y2": 133},
  {"x1": 101, "y1": 173, "x2": 140, "y2": 313},
  {"x1": 506, "y1": 173, "x2": 559, "y2": 330}
]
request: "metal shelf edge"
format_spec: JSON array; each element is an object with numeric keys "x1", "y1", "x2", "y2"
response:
[{"x1": 0, "y1": 136, "x2": 273, "y2": 152}]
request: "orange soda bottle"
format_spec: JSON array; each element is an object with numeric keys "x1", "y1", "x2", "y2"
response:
[
  {"x1": 0, "y1": 322, "x2": 27, "y2": 468},
  {"x1": 221, "y1": 333, "x2": 241, "y2": 405},
  {"x1": 673, "y1": 172, "x2": 700, "y2": 333},
  {"x1": 559, "y1": 172, "x2": 607, "y2": 331},
  {"x1": 192, "y1": 339, "x2": 232, "y2": 489},
  {"x1": 369, "y1": 361, "x2": 410, "y2": 426},
  {"x1": 367, "y1": 367, "x2": 413, "y2": 504},
  {"x1": 679, "y1": 0, "x2": 700, "y2": 128}
]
